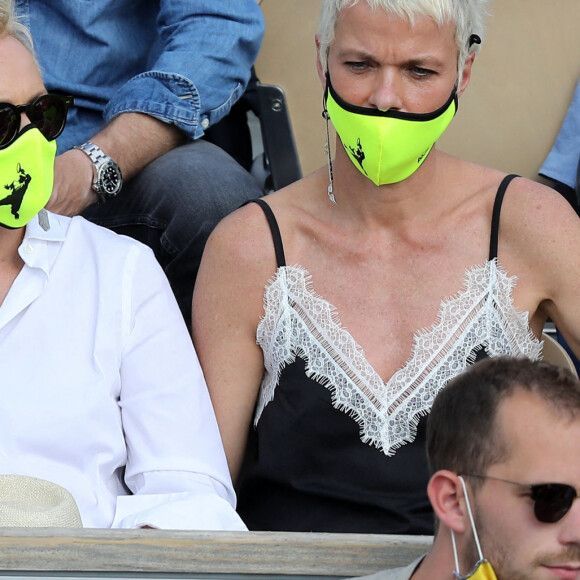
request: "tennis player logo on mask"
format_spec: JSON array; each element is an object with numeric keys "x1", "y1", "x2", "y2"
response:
[
  {"x1": 324, "y1": 73, "x2": 458, "y2": 186},
  {"x1": 0, "y1": 126, "x2": 56, "y2": 229}
]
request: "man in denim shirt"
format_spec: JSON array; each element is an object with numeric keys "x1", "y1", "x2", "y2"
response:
[{"x1": 15, "y1": 0, "x2": 265, "y2": 328}]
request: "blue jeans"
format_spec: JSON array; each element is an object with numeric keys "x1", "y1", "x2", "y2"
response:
[{"x1": 82, "y1": 139, "x2": 264, "y2": 330}]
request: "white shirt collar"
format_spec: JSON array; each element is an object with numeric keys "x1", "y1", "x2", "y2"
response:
[{"x1": 19, "y1": 210, "x2": 68, "y2": 274}]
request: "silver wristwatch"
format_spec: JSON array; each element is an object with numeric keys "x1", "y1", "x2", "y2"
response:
[{"x1": 74, "y1": 141, "x2": 123, "y2": 203}]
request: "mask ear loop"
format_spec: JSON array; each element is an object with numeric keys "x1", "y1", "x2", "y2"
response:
[
  {"x1": 451, "y1": 476, "x2": 485, "y2": 579},
  {"x1": 322, "y1": 78, "x2": 337, "y2": 205}
]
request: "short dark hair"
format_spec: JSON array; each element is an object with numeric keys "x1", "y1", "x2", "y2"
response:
[{"x1": 426, "y1": 356, "x2": 580, "y2": 482}]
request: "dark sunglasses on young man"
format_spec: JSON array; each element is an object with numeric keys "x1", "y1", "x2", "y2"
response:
[
  {"x1": 466, "y1": 473, "x2": 579, "y2": 524},
  {"x1": 0, "y1": 93, "x2": 73, "y2": 150}
]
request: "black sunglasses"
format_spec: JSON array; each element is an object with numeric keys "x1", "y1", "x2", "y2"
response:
[
  {"x1": 466, "y1": 473, "x2": 579, "y2": 524},
  {"x1": 0, "y1": 93, "x2": 73, "y2": 150}
]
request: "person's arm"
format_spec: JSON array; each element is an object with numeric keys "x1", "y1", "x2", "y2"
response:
[
  {"x1": 538, "y1": 77, "x2": 580, "y2": 193},
  {"x1": 48, "y1": 0, "x2": 265, "y2": 216},
  {"x1": 536, "y1": 213, "x2": 580, "y2": 358},
  {"x1": 192, "y1": 204, "x2": 276, "y2": 482},
  {"x1": 503, "y1": 178, "x2": 580, "y2": 357},
  {"x1": 112, "y1": 243, "x2": 246, "y2": 530},
  {"x1": 48, "y1": 114, "x2": 185, "y2": 215},
  {"x1": 104, "y1": 0, "x2": 265, "y2": 139}
]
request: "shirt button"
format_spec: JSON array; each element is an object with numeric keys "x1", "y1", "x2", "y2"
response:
[
  {"x1": 201, "y1": 118, "x2": 210, "y2": 130},
  {"x1": 23, "y1": 244, "x2": 33, "y2": 254}
]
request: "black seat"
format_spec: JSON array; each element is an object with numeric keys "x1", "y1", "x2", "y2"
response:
[{"x1": 204, "y1": 68, "x2": 302, "y2": 193}]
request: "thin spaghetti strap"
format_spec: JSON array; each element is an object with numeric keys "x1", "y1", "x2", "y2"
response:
[
  {"x1": 244, "y1": 198, "x2": 286, "y2": 268},
  {"x1": 489, "y1": 174, "x2": 520, "y2": 261}
]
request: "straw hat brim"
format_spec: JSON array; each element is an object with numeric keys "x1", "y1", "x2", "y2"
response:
[{"x1": 0, "y1": 474, "x2": 82, "y2": 527}]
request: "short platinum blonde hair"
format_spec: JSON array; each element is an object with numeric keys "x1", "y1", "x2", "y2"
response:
[
  {"x1": 0, "y1": 0, "x2": 34, "y2": 53},
  {"x1": 317, "y1": 0, "x2": 490, "y2": 74}
]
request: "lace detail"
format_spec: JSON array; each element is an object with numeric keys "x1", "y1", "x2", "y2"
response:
[{"x1": 255, "y1": 259, "x2": 542, "y2": 456}]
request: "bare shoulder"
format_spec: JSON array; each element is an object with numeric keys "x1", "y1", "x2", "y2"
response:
[
  {"x1": 206, "y1": 172, "x2": 321, "y2": 269},
  {"x1": 499, "y1": 176, "x2": 579, "y2": 246},
  {"x1": 195, "y1": 173, "x2": 323, "y2": 325},
  {"x1": 191, "y1": 202, "x2": 273, "y2": 359},
  {"x1": 494, "y1": 175, "x2": 580, "y2": 298},
  {"x1": 206, "y1": 199, "x2": 278, "y2": 274}
]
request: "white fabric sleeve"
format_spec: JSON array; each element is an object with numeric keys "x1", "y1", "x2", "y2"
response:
[
  {"x1": 113, "y1": 245, "x2": 245, "y2": 530},
  {"x1": 112, "y1": 472, "x2": 246, "y2": 530}
]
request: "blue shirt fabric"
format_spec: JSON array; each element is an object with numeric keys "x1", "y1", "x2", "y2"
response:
[
  {"x1": 539, "y1": 77, "x2": 580, "y2": 189},
  {"x1": 15, "y1": 0, "x2": 265, "y2": 151}
]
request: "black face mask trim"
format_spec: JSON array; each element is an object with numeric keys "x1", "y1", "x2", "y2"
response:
[
  {"x1": 13, "y1": 124, "x2": 38, "y2": 141},
  {"x1": 324, "y1": 72, "x2": 458, "y2": 121},
  {"x1": 0, "y1": 221, "x2": 19, "y2": 230}
]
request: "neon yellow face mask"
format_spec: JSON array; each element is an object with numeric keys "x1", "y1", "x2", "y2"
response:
[
  {"x1": 451, "y1": 476, "x2": 498, "y2": 580},
  {"x1": 324, "y1": 74, "x2": 458, "y2": 186},
  {"x1": 0, "y1": 126, "x2": 56, "y2": 229}
]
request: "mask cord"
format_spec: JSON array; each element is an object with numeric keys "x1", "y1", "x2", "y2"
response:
[
  {"x1": 322, "y1": 108, "x2": 337, "y2": 204},
  {"x1": 451, "y1": 476, "x2": 485, "y2": 579},
  {"x1": 458, "y1": 476, "x2": 484, "y2": 561},
  {"x1": 451, "y1": 529, "x2": 461, "y2": 574}
]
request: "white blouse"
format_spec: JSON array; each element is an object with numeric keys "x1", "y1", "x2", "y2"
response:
[{"x1": 0, "y1": 211, "x2": 245, "y2": 530}]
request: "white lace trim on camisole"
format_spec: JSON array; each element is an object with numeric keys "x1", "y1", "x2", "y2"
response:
[{"x1": 255, "y1": 259, "x2": 542, "y2": 457}]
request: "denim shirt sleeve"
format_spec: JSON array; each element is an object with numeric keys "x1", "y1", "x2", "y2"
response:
[
  {"x1": 539, "y1": 77, "x2": 580, "y2": 189},
  {"x1": 104, "y1": 0, "x2": 264, "y2": 140}
]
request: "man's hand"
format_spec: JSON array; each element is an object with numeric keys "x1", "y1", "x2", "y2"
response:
[
  {"x1": 47, "y1": 113, "x2": 185, "y2": 217},
  {"x1": 47, "y1": 148, "x2": 99, "y2": 216}
]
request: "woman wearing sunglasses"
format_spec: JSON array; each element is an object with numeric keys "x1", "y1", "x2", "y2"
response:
[
  {"x1": 354, "y1": 356, "x2": 580, "y2": 580},
  {"x1": 0, "y1": 1, "x2": 245, "y2": 530},
  {"x1": 192, "y1": 0, "x2": 580, "y2": 535}
]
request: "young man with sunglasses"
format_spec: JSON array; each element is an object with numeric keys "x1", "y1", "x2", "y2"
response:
[
  {"x1": 356, "y1": 356, "x2": 580, "y2": 580},
  {"x1": 0, "y1": 3, "x2": 246, "y2": 531}
]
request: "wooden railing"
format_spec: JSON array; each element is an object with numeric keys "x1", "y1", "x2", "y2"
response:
[{"x1": 0, "y1": 529, "x2": 432, "y2": 579}]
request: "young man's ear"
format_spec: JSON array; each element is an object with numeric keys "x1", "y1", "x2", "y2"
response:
[
  {"x1": 457, "y1": 52, "x2": 476, "y2": 97},
  {"x1": 427, "y1": 470, "x2": 469, "y2": 533}
]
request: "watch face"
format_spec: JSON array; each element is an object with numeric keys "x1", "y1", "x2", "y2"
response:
[{"x1": 99, "y1": 161, "x2": 122, "y2": 196}]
